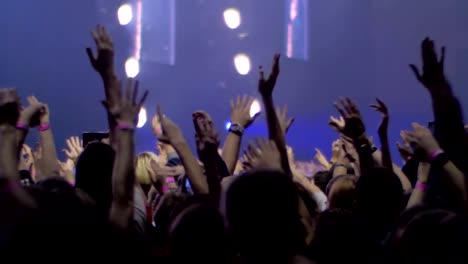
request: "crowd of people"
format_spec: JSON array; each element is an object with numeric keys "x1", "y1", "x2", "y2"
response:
[{"x1": 0, "y1": 24, "x2": 467, "y2": 263}]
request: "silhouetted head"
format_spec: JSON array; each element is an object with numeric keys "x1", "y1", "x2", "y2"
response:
[
  {"x1": 225, "y1": 169, "x2": 302, "y2": 258},
  {"x1": 393, "y1": 207, "x2": 467, "y2": 264},
  {"x1": 327, "y1": 174, "x2": 357, "y2": 210},
  {"x1": 169, "y1": 203, "x2": 225, "y2": 262},
  {"x1": 313, "y1": 170, "x2": 332, "y2": 194},
  {"x1": 75, "y1": 142, "x2": 115, "y2": 211}
]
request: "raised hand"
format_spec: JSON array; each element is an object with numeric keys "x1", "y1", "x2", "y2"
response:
[
  {"x1": 397, "y1": 131, "x2": 414, "y2": 162},
  {"x1": 258, "y1": 54, "x2": 280, "y2": 98},
  {"x1": 328, "y1": 115, "x2": 345, "y2": 132},
  {"x1": 102, "y1": 78, "x2": 148, "y2": 127},
  {"x1": 86, "y1": 25, "x2": 114, "y2": 75},
  {"x1": 193, "y1": 111, "x2": 220, "y2": 152},
  {"x1": 18, "y1": 96, "x2": 45, "y2": 128},
  {"x1": 244, "y1": 138, "x2": 282, "y2": 172},
  {"x1": 230, "y1": 95, "x2": 260, "y2": 129},
  {"x1": 62, "y1": 136, "x2": 84, "y2": 163},
  {"x1": 370, "y1": 98, "x2": 388, "y2": 119},
  {"x1": 314, "y1": 148, "x2": 331, "y2": 170},
  {"x1": 276, "y1": 105, "x2": 295, "y2": 135},
  {"x1": 157, "y1": 105, "x2": 184, "y2": 144},
  {"x1": 403, "y1": 123, "x2": 441, "y2": 160},
  {"x1": 333, "y1": 97, "x2": 366, "y2": 140},
  {"x1": 0, "y1": 88, "x2": 20, "y2": 126},
  {"x1": 409, "y1": 38, "x2": 448, "y2": 93}
]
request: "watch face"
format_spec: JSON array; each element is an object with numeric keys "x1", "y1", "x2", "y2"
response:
[{"x1": 230, "y1": 124, "x2": 240, "y2": 131}]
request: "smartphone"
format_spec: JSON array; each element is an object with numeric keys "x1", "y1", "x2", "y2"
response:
[{"x1": 82, "y1": 132, "x2": 109, "y2": 147}]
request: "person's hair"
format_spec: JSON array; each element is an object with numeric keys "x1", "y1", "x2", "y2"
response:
[
  {"x1": 327, "y1": 174, "x2": 358, "y2": 210},
  {"x1": 311, "y1": 209, "x2": 361, "y2": 264},
  {"x1": 392, "y1": 207, "x2": 467, "y2": 264},
  {"x1": 75, "y1": 142, "x2": 115, "y2": 211},
  {"x1": 169, "y1": 203, "x2": 226, "y2": 262},
  {"x1": 153, "y1": 191, "x2": 190, "y2": 239},
  {"x1": 355, "y1": 167, "x2": 404, "y2": 240},
  {"x1": 135, "y1": 152, "x2": 161, "y2": 194},
  {"x1": 313, "y1": 170, "x2": 332, "y2": 194},
  {"x1": 225, "y1": 169, "x2": 303, "y2": 258}
]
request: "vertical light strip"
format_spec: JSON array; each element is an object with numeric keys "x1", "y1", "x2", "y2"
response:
[
  {"x1": 134, "y1": 0, "x2": 142, "y2": 60},
  {"x1": 169, "y1": 0, "x2": 175, "y2": 65}
]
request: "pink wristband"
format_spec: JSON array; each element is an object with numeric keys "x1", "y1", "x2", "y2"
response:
[
  {"x1": 415, "y1": 182, "x2": 427, "y2": 192},
  {"x1": 166, "y1": 177, "x2": 175, "y2": 184},
  {"x1": 16, "y1": 121, "x2": 28, "y2": 131},
  {"x1": 38, "y1": 123, "x2": 50, "y2": 132},
  {"x1": 429, "y1": 149, "x2": 444, "y2": 161},
  {"x1": 162, "y1": 186, "x2": 169, "y2": 193},
  {"x1": 116, "y1": 121, "x2": 134, "y2": 130}
]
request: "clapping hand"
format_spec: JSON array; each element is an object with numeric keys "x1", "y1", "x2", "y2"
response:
[
  {"x1": 402, "y1": 123, "x2": 441, "y2": 161},
  {"x1": 0, "y1": 88, "x2": 20, "y2": 126},
  {"x1": 157, "y1": 105, "x2": 184, "y2": 144},
  {"x1": 193, "y1": 111, "x2": 220, "y2": 153},
  {"x1": 397, "y1": 131, "x2": 414, "y2": 162}
]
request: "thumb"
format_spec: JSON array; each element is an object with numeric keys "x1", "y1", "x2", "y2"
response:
[{"x1": 86, "y1": 48, "x2": 97, "y2": 69}]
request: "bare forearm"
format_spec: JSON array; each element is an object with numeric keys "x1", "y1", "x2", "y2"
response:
[
  {"x1": 38, "y1": 130, "x2": 60, "y2": 178},
  {"x1": 407, "y1": 163, "x2": 429, "y2": 209},
  {"x1": 172, "y1": 140, "x2": 209, "y2": 194},
  {"x1": 372, "y1": 150, "x2": 412, "y2": 192},
  {"x1": 442, "y1": 161, "x2": 467, "y2": 203},
  {"x1": 261, "y1": 95, "x2": 290, "y2": 175},
  {"x1": 0, "y1": 125, "x2": 36, "y2": 208},
  {"x1": 110, "y1": 130, "x2": 135, "y2": 229},
  {"x1": 221, "y1": 133, "x2": 242, "y2": 175},
  {"x1": 201, "y1": 146, "x2": 222, "y2": 198}
]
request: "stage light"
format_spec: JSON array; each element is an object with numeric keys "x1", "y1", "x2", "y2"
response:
[
  {"x1": 234, "y1": 53, "x2": 251, "y2": 75},
  {"x1": 137, "y1": 106, "x2": 147, "y2": 128},
  {"x1": 225, "y1": 121, "x2": 232, "y2": 131},
  {"x1": 118, "y1": 4, "x2": 133, "y2": 25},
  {"x1": 250, "y1": 99, "x2": 261, "y2": 118},
  {"x1": 125, "y1": 57, "x2": 140, "y2": 78},
  {"x1": 223, "y1": 8, "x2": 241, "y2": 29}
]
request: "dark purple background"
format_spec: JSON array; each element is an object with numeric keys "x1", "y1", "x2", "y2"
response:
[{"x1": 1, "y1": 0, "x2": 467, "y2": 162}]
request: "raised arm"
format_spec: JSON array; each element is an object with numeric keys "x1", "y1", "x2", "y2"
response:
[
  {"x1": 104, "y1": 79, "x2": 148, "y2": 229},
  {"x1": 86, "y1": 25, "x2": 121, "y2": 147},
  {"x1": 194, "y1": 111, "x2": 223, "y2": 198},
  {"x1": 258, "y1": 54, "x2": 291, "y2": 176},
  {"x1": 0, "y1": 89, "x2": 36, "y2": 208},
  {"x1": 157, "y1": 106, "x2": 209, "y2": 194},
  {"x1": 221, "y1": 96, "x2": 259, "y2": 175}
]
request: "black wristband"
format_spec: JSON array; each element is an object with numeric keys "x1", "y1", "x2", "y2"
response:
[{"x1": 430, "y1": 152, "x2": 449, "y2": 168}]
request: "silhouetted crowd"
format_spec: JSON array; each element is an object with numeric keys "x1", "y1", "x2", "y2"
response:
[{"x1": 0, "y1": 25, "x2": 467, "y2": 264}]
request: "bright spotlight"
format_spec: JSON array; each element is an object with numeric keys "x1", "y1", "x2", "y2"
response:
[
  {"x1": 225, "y1": 121, "x2": 232, "y2": 131},
  {"x1": 125, "y1": 57, "x2": 140, "y2": 78},
  {"x1": 137, "y1": 106, "x2": 147, "y2": 128},
  {"x1": 223, "y1": 8, "x2": 241, "y2": 29},
  {"x1": 118, "y1": 4, "x2": 133, "y2": 25},
  {"x1": 250, "y1": 99, "x2": 261, "y2": 118},
  {"x1": 234, "y1": 53, "x2": 251, "y2": 75}
]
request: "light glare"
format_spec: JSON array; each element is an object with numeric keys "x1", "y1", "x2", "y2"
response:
[
  {"x1": 225, "y1": 121, "x2": 232, "y2": 131},
  {"x1": 118, "y1": 4, "x2": 133, "y2": 25},
  {"x1": 250, "y1": 100, "x2": 261, "y2": 118},
  {"x1": 125, "y1": 57, "x2": 140, "y2": 78},
  {"x1": 137, "y1": 107, "x2": 147, "y2": 128},
  {"x1": 234, "y1": 53, "x2": 251, "y2": 75},
  {"x1": 223, "y1": 8, "x2": 241, "y2": 29}
]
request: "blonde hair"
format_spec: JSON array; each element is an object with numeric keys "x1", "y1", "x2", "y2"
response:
[{"x1": 135, "y1": 152, "x2": 160, "y2": 185}]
